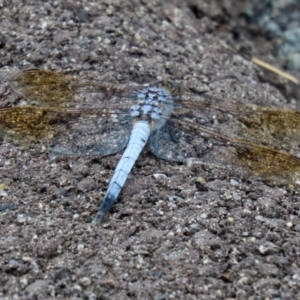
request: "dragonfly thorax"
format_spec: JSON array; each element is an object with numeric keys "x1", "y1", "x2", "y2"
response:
[{"x1": 130, "y1": 86, "x2": 173, "y2": 130}]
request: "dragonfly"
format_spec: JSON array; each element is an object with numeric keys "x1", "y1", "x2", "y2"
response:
[{"x1": 2, "y1": 69, "x2": 300, "y2": 223}]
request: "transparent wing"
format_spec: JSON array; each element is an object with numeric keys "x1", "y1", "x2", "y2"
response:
[
  {"x1": 9, "y1": 69, "x2": 142, "y2": 109},
  {"x1": 150, "y1": 87, "x2": 300, "y2": 185},
  {"x1": 150, "y1": 117, "x2": 300, "y2": 185},
  {"x1": 0, "y1": 106, "x2": 133, "y2": 158},
  {"x1": 173, "y1": 91, "x2": 300, "y2": 151},
  {"x1": 5, "y1": 69, "x2": 143, "y2": 157}
]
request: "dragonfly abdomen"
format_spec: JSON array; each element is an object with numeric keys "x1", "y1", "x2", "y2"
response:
[{"x1": 94, "y1": 119, "x2": 151, "y2": 223}]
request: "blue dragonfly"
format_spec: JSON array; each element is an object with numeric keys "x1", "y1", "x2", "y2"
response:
[{"x1": 3, "y1": 69, "x2": 300, "y2": 223}]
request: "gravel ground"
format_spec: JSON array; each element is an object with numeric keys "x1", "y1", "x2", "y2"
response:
[
  {"x1": 1, "y1": 0, "x2": 300, "y2": 299},
  {"x1": 243, "y1": 0, "x2": 300, "y2": 70}
]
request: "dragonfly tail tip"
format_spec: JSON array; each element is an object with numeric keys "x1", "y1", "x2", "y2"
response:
[{"x1": 91, "y1": 211, "x2": 106, "y2": 225}]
